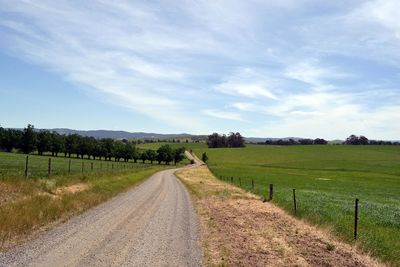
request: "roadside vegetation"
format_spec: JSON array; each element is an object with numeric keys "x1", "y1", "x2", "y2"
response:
[
  {"x1": 0, "y1": 165, "x2": 167, "y2": 250},
  {"x1": 191, "y1": 144, "x2": 400, "y2": 266},
  {"x1": 176, "y1": 165, "x2": 382, "y2": 267}
]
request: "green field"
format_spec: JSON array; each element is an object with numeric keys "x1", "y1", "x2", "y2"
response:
[
  {"x1": 0, "y1": 152, "x2": 154, "y2": 180},
  {"x1": 141, "y1": 143, "x2": 400, "y2": 265}
]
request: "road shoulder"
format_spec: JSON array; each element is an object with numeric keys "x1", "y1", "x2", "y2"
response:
[{"x1": 176, "y1": 165, "x2": 384, "y2": 267}]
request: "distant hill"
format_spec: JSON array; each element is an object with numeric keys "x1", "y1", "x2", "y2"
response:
[{"x1": 44, "y1": 128, "x2": 196, "y2": 140}]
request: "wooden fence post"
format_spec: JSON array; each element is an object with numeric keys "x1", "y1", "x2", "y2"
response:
[
  {"x1": 252, "y1": 179, "x2": 254, "y2": 191},
  {"x1": 91, "y1": 162, "x2": 93, "y2": 171},
  {"x1": 25, "y1": 156, "x2": 29, "y2": 178},
  {"x1": 231, "y1": 177, "x2": 233, "y2": 183},
  {"x1": 82, "y1": 162, "x2": 84, "y2": 173},
  {"x1": 293, "y1": 189, "x2": 297, "y2": 215},
  {"x1": 48, "y1": 158, "x2": 52, "y2": 178},
  {"x1": 68, "y1": 159, "x2": 71, "y2": 175},
  {"x1": 354, "y1": 198, "x2": 359, "y2": 240},
  {"x1": 239, "y1": 177, "x2": 242, "y2": 187},
  {"x1": 269, "y1": 184, "x2": 274, "y2": 201}
]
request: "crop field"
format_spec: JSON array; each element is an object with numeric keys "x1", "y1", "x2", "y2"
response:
[{"x1": 142, "y1": 143, "x2": 400, "y2": 265}]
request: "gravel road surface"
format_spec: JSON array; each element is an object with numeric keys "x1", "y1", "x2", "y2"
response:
[{"x1": 0, "y1": 168, "x2": 202, "y2": 267}]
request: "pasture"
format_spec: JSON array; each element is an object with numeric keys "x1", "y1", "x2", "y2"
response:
[{"x1": 142, "y1": 142, "x2": 400, "y2": 265}]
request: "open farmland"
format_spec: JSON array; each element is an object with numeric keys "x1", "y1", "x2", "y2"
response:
[{"x1": 145, "y1": 143, "x2": 400, "y2": 265}]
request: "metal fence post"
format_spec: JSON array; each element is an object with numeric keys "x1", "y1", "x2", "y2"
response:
[
  {"x1": 354, "y1": 198, "x2": 359, "y2": 240},
  {"x1": 25, "y1": 156, "x2": 29, "y2": 178}
]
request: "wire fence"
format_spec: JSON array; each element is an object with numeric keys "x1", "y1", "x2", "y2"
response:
[
  {"x1": 0, "y1": 153, "x2": 153, "y2": 179},
  {"x1": 219, "y1": 175, "x2": 361, "y2": 240}
]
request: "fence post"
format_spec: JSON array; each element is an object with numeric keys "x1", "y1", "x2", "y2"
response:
[
  {"x1": 293, "y1": 189, "x2": 297, "y2": 215},
  {"x1": 112, "y1": 163, "x2": 114, "y2": 170},
  {"x1": 68, "y1": 159, "x2": 71, "y2": 175},
  {"x1": 82, "y1": 162, "x2": 84, "y2": 173},
  {"x1": 354, "y1": 198, "x2": 359, "y2": 240},
  {"x1": 252, "y1": 179, "x2": 254, "y2": 191},
  {"x1": 239, "y1": 177, "x2": 242, "y2": 187},
  {"x1": 91, "y1": 162, "x2": 93, "y2": 171},
  {"x1": 48, "y1": 158, "x2": 52, "y2": 178},
  {"x1": 231, "y1": 177, "x2": 233, "y2": 183},
  {"x1": 269, "y1": 184, "x2": 274, "y2": 201},
  {"x1": 25, "y1": 156, "x2": 29, "y2": 178}
]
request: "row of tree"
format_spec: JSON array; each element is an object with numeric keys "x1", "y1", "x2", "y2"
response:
[
  {"x1": 207, "y1": 132, "x2": 245, "y2": 148},
  {"x1": 344, "y1": 135, "x2": 399, "y2": 145},
  {"x1": 0, "y1": 125, "x2": 186, "y2": 165},
  {"x1": 259, "y1": 138, "x2": 328, "y2": 145}
]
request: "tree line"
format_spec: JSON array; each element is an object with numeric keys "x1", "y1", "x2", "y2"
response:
[
  {"x1": 344, "y1": 135, "x2": 399, "y2": 145},
  {"x1": 258, "y1": 138, "x2": 328, "y2": 145},
  {"x1": 0, "y1": 125, "x2": 186, "y2": 165},
  {"x1": 207, "y1": 132, "x2": 245, "y2": 148},
  {"x1": 258, "y1": 135, "x2": 399, "y2": 146}
]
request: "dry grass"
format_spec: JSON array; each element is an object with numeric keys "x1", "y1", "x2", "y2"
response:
[
  {"x1": 176, "y1": 166, "x2": 385, "y2": 267},
  {"x1": 0, "y1": 167, "x2": 165, "y2": 250}
]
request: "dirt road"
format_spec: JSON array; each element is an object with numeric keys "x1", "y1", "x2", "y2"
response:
[{"x1": 0, "y1": 168, "x2": 202, "y2": 267}]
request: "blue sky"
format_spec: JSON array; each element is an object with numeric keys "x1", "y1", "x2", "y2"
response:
[{"x1": 0, "y1": 0, "x2": 399, "y2": 139}]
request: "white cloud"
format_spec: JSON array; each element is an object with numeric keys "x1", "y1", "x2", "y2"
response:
[
  {"x1": 214, "y1": 68, "x2": 279, "y2": 99},
  {"x1": 202, "y1": 109, "x2": 244, "y2": 121}
]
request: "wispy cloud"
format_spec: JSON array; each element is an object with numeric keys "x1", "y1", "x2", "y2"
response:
[
  {"x1": 0, "y1": 0, "x2": 399, "y2": 138},
  {"x1": 202, "y1": 109, "x2": 245, "y2": 122}
]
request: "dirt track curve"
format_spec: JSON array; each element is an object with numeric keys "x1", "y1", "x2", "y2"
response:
[{"x1": 0, "y1": 168, "x2": 202, "y2": 267}]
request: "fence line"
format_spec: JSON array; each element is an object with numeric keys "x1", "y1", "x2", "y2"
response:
[{"x1": 218, "y1": 174, "x2": 360, "y2": 239}]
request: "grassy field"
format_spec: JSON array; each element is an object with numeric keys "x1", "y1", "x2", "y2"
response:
[
  {"x1": 0, "y1": 151, "x2": 170, "y2": 249},
  {"x1": 142, "y1": 143, "x2": 400, "y2": 266},
  {"x1": 0, "y1": 152, "x2": 154, "y2": 180}
]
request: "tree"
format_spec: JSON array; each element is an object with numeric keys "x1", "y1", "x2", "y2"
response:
[
  {"x1": 173, "y1": 147, "x2": 185, "y2": 165},
  {"x1": 140, "y1": 151, "x2": 148, "y2": 163},
  {"x1": 132, "y1": 149, "x2": 139, "y2": 163},
  {"x1": 227, "y1": 132, "x2": 245, "y2": 147},
  {"x1": 207, "y1": 132, "x2": 245, "y2": 148},
  {"x1": 359, "y1": 135, "x2": 369, "y2": 145},
  {"x1": 201, "y1": 152, "x2": 208, "y2": 163},
  {"x1": 50, "y1": 132, "x2": 64, "y2": 157},
  {"x1": 65, "y1": 134, "x2": 80, "y2": 158},
  {"x1": 345, "y1": 135, "x2": 368, "y2": 145},
  {"x1": 100, "y1": 138, "x2": 114, "y2": 160},
  {"x1": 36, "y1": 130, "x2": 51, "y2": 155},
  {"x1": 156, "y1": 144, "x2": 173, "y2": 164},
  {"x1": 146, "y1": 149, "x2": 157, "y2": 164},
  {"x1": 20, "y1": 124, "x2": 36, "y2": 154},
  {"x1": 313, "y1": 138, "x2": 328, "y2": 145},
  {"x1": 1, "y1": 129, "x2": 21, "y2": 152}
]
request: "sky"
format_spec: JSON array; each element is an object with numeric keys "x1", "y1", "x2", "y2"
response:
[{"x1": 0, "y1": 0, "x2": 399, "y2": 140}]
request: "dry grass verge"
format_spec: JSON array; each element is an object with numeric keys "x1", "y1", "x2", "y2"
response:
[
  {"x1": 176, "y1": 165, "x2": 384, "y2": 267},
  {"x1": 0, "y1": 167, "x2": 165, "y2": 250}
]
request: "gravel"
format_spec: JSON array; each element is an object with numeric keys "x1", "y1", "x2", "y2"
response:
[{"x1": 0, "y1": 168, "x2": 202, "y2": 267}]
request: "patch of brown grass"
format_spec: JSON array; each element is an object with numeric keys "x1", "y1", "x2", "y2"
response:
[{"x1": 176, "y1": 166, "x2": 384, "y2": 267}]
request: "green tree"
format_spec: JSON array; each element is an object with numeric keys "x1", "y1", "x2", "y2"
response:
[
  {"x1": 146, "y1": 149, "x2": 157, "y2": 164},
  {"x1": 201, "y1": 152, "x2": 208, "y2": 163},
  {"x1": 156, "y1": 144, "x2": 173, "y2": 164},
  {"x1": 20, "y1": 124, "x2": 36, "y2": 154},
  {"x1": 36, "y1": 130, "x2": 51, "y2": 155},
  {"x1": 173, "y1": 147, "x2": 185, "y2": 165},
  {"x1": 50, "y1": 132, "x2": 64, "y2": 157}
]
